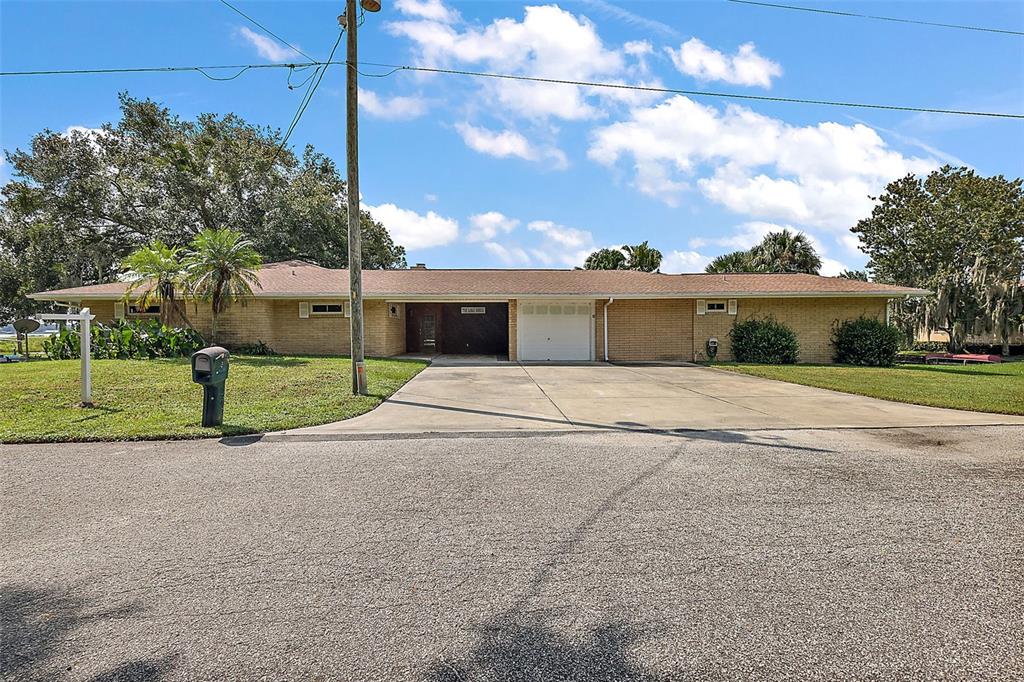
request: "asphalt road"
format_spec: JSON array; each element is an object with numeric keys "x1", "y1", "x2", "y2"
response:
[{"x1": 2, "y1": 426, "x2": 1023, "y2": 681}]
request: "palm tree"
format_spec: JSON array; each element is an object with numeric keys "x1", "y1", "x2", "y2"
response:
[
  {"x1": 185, "y1": 228, "x2": 262, "y2": 343},
  {"x1": 584, "y1": 248, "x2": 627, "y2": 270},
  {"x1": 750, "y1": 229, "x2": 822, "y2": 274},
  {"x1": 122, "y1": 240, "x2": 187, "y2": 326},
  {"x1": 838, "y1": 269, "x2": 869, "y2": 281},
  {"x1": 622, "y1": 241, "x2": 663, "y2": 272},
  {"x1": 705, "y1": 250, "x2": 758, "y2": 274}
]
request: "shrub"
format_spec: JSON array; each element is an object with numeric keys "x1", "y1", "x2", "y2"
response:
[
  {"x1": 729, "y1": 317, "x2": 799, "y2": 364},
  {"x1": 43, "y1": 320, "x2": 205, "y2": 360},
  {"x1": 910, "y1": 341, "x2": 947, "y2": 353},
  {"x1": 832, "y1": 317, "x2": 901, "y2": 366},
  {"x1": 232, "y1": 340, "x2": 278, "y2": 356}
]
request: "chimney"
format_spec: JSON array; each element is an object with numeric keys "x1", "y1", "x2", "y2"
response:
[{"x1": 411, "y1": 263, "x2": 427, "y2": 270}]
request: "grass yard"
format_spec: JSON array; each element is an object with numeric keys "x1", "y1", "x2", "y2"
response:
[
  {"x1": 716, "y1": 361, "x2": 1024, "y2": 415},
  {"x1": 0, "y1": 355, "x2": 427, "y2": 443},
  {"x1": 0, "y1": 336, "x2": 47, "y2": 355}
]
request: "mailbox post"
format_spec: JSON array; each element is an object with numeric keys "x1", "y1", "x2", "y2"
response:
[
  {"x1": 191, "y1": 346, "x2": 230, "y2": 427},
  {"x1": 38, "y1": 308, "x2": 95, "y2": 407}
]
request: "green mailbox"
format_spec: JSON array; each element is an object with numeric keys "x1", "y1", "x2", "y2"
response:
[{"x1": 191, "y1": 346, "x2": 230, "y2": 427}]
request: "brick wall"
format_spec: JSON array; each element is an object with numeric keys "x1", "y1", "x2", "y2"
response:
[
  {"x1": 365, "y1": 300, "x2": 406, "y2": 356},
  {"x1": 78, "y1": 297, "x2": 406, "y2": 357},
  {"x1": 508, "y1": 299, "x2": 518, "y2": 360},
  {"x1": 692, "y1": 297, "x2": 888, "y2": 363},
  {"x1": 603, "y1": 299, "x2": 695, "y2": 362},
  {"x1": 78, "y1": 295, "x2": 888, "y2": 362}
]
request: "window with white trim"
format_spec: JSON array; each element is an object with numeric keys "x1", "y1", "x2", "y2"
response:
[
  {"x1": 310, "y1": 302, "x2": 347, "y2": 316},
  {"x1": 705, "y1": 300, "x2": 727, "y2": 313}
]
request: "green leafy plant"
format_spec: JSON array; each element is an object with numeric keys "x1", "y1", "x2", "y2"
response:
[
  {"x1": 42, "y1": 320, "x2": 204, "y2": 360},
  {"x1": 729, "y1": 317, "x2": 799, "y2": 364},
  {"x1": 832, "y1": 317, "x2": 902, "y2": 366}
]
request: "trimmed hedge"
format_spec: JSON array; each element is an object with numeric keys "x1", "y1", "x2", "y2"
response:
[
  {"x1": 832, "y1": 317, "x2": 901, "y2": 366},
  {"x1": 729, "y1": 317, "x2": 799, "y2": 364}
]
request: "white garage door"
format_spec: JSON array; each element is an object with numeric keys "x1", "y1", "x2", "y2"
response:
[{"x1": 518, "y1": 300, "x2": 593, "y2": 361}]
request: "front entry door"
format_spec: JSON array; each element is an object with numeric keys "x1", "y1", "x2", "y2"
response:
[{"x1": 421, "y1": 313, "x2": 437, "y2": 352}]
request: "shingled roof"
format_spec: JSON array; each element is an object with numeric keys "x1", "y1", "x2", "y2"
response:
[{"x1": 30, "y1": 259, "x2": 929, "y2": 300}]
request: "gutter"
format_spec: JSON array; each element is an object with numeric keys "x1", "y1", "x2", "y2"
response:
[
  {"x1": 603, "y1": 298, "x2": 614, "y2": 362},
  {"x1": 28, "y1": 290, "x2": 930, "y2": 302}
]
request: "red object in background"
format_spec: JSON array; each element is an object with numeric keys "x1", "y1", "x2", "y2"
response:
[{"x1": 925, "y1": 353, "x2": 1002, "y2": 364}]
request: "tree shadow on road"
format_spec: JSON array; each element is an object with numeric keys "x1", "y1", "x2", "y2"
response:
[
  {"x1": 424, "y1": 614, "x2": 671, "y2": 682},
  {"x1": 0, "y1": 584, "x2": 176, "y2": 681},
  {"x1": 422, "y1": 449, "x2": 689, "y2": 681}
]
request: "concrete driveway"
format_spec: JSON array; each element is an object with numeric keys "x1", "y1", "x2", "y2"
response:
[{"x1": 279, "y1": 362, "x2": 1024, "y2": 438}]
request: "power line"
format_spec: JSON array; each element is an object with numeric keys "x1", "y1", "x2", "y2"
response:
[
  {"x1": 0, "y1": 62, "x2": 317, "y2": 77},
  {"x1": 359, "y1": 62, "x2": 1024, "y2": 120},
  {"x1": 3, "y1": 59, "x2": 1022, "y2": 119},
  {"x1": 268, "y1": 31, "x2": 344, "y2": 169},
  {"x1": 726, "y1": 0, "x2": 1024, "y2": 37},
  {"x1": 217, "y1": 0, "x2": 317, "y2": 61}
]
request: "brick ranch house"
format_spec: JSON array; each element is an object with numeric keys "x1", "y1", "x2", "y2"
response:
[{"x1": 30, "y1": 260, "x2": 927, "y2": 363}]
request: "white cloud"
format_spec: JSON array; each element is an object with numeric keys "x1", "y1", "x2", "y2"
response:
[
  {"x1": 527, "y1": 220, "x2": 592, "y2": 249},
  {"x1": 478, "y1": 217, "x2": 598, "y2": 268},
  {"x1": 576, "y1": 0, "x2": 681, "y2": 39},
  {"x1": 839, "y1": 233, "x2": 864, "y2": 256},
  {"x1": 364, "y1": 203, "x2": 459, "y2": 249},
  {"x1": 467, "y1": 211, "x2": 520, "y2": 242},
  {"x1": 236, "y1": 26, "x2": 300, "y2": 62},
  {"x1": 455, "y1": 123, "x2": 567, "y2": 168},
  {"x1": 819, "y1": 257, "x2": 848, "y2": 277},
  {"x1": 589, "y1": 96, "x2": 936, "y2": 231},
  {"x1": 395, "y1": 0, "x2": 459, "y2": 23},
  {"x1": 63, "y1": 125, "x2": 105, "y2": 139},
  {"x1": 661, "y1": 250, "x2": 712, "y2": 273},
  {"x1": 424, "y1": 193, "x2": 439, "y2": 203},
  {"x1": 387, "y1": 4, "x2": 653, "y2": 121},
  {"x1": 665, "y1": 38, "x2": 781, "y2": 88},
  {"x1": 484, "y1": 241, "x2": 531, "y2": 266},
  {"x1": 689, "y1": 221, "x2": 778, "y2": 250},
  {"x1": 456, "y1": 123, "x2": 536, "y2": 160},
  {"x1": 358, "y1": 88, "x2": 429, "y2": 120}
]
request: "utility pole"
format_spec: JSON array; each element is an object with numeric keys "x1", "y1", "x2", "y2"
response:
[{"x1": 343, "y1": 0, "x2": 375, "y2": 395}]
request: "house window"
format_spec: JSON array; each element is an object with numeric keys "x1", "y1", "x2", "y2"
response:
[
  {"x1": 705, "y1": 301, "x2": 727, "y2": 313},
  {"x1": 311, "y1": 302, "x2": 346, "y2": 315},
  {"x1": 128, "y1": 304, "x2": 160, "y2": 316}
]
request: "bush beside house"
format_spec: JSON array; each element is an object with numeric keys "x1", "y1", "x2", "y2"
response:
[
  {"x1": 833, "y1": 317, "x2": 902, "y2": 366},
  {"x1": 729, "y1": 317, "x2": 800, "y2": 364}
]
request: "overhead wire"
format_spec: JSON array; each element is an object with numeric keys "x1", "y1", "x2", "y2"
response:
[
  {"x1": 3, "y1": 60, "x2": 1022, "y2": 120},
  {"x1": 0, "y1": 62, "x2": 317, "y2": 78},
  {"x1": 267, "y1": 30, "x2": 345, "y2": 170},
  {"x1": 357, "y1": 62, "x2": 1024, "y2": 120},
  {"x1": 726, "y1": 0, "x2": 1024, "y2": 37},
  {"x1": 217, "y1": 0, "x2": 317, "y2": 60}
]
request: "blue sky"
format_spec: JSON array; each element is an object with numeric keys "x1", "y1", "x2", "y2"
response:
[{"x1": 2, "y1": 0, "x2": 1022, "y2": 274}]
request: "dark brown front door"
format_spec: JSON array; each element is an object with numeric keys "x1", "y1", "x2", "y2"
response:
[
  {"x1": 421, "y1": 313, "x2": 437, "y2": 351},
  {"x1": 405, "y1": 303, "x2": 444, "y2": 353}
]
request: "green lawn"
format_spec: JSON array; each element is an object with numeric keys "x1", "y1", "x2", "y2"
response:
[
  {"x1": 0, "y1": 336, "x2": 47, "y2": 355},
  {"x1": 0, "y1": 355, "x2": 427, "y2": 443},
  {"x1": 716, "y1": 361, "x2": 1024, "y2": 415}
]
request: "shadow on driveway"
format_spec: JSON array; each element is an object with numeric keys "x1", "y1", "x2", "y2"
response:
[{"x1": 0, "y1": 584, "x2": 177, "y2": 681}]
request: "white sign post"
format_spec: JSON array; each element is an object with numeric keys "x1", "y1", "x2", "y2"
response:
[{"x1": 39, "y1": 307, "x2": 95, "y2": 407}]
